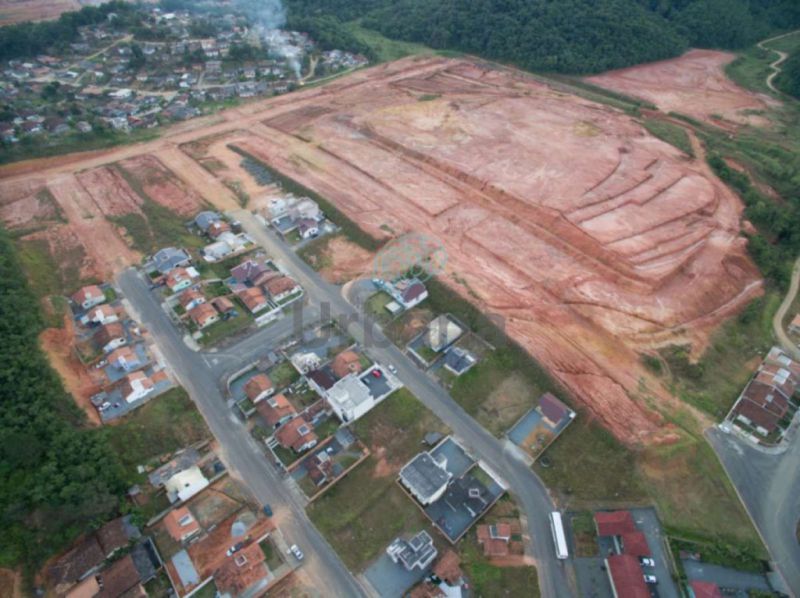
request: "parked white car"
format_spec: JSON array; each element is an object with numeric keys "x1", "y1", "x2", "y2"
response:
[{"x1": 290, "y1": 544, "x2": 304, "y2": 561}]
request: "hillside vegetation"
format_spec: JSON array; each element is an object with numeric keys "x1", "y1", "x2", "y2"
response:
[{"x1": 286, "y1": 0, "x2": 800, "y2": 74}]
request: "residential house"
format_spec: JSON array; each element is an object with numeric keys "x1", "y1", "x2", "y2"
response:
[
  {"x1": 689, "y1": 581, "x2": 724, "y2": 598},
  {"x1": 443, "y1": 347, "x2": 476, "y2": 376},
  {"x1": 164, "y1": 466, "x2": 209, "y2": 503},
  {"x1": 325, "y1": 373, "x2": 378, "y2": 423},
  {"x1": 393, "y1": 278, "x2": 428, "y2": 310},
  {"x1": 48, "y1": 537, "x2": 105, "y2": 591},
  {"x1": 237, "y1": 287, "x2": 268, "y2": 314},
  {"x1": 297, "y1": 218, "x2": 319, "y2": 239},
  {"x1": 538, "y1": 393, "x2": 574, "y2": 428},
  {"x1": 331, "y1": 350, "x2": 363, "y2": 379},
  {"x1": 108, "y1": 347, "x2": 144, "y2": 372},
  {"x1": 245, "y1": 374, "x2": 274, "y2": 403},
  {"x1": 256, "y1": 393, "x2": 296, "y2": 429},
  {"x1": 96, "y1": 322, "x2": 127, "y2": 353},
  {"x1": 291, "y1": 351, "x2": 322, "y2": 373},
  {"x1": 476, "y1": 523, "x2": 512, "y2": 557},
  {"x1": 732, "y1": 380, "x2": 790, "y2": 435},
  {"x1": 433, "y1": 550, "x2": 463, "y2": 586},
  {"x1": 189, "y1": 303, "x2": 219, "y2": 329},
  {"x1": 210, "y1": 295, "x2": 235, "y2": 314},
  {"x1": 96, "y1": 516, "x2": 140, "y2": 558},
  {"x1": 166, "y1": 267, "x2": 199, "y2": 293},
  {"x1": 119, "y1": 371, "x2": 155, "y2": 403},
  {"x1": 151, "y1": 247, "x2": 191, "y2": 275},
  {"x1": 179, "y1": 288, "x2": 206, "y2": 311},
  {"x1": 93, "y1": 554, "x2": 144, "y2": 598},
  {"x1": 252, "y1": 269, "x2": 281, "y2": 288},
  {"x1": 213, "y1": 542, "x2": 272, "y2": 598},
  {"x1": 73, "y1": 285, "x2": 106, "y2": 310},
  {"x1": 287, "y1": 197, "x2": 322, "y2": 222},
  {"x1": 399, "y1": 452, "x2": 452, "y2": 505},
  {"x1": 230, "y1": 258, "x2": 270, "y2": 285},
  {"x1": 263, "y1": 275, "x2": 301, "y2": 303},
  {"x1": 194, "y1": 211, "x2": 222, "y2": 232},
  {"x1": 307, "y1": 369, "x2": 336, "y2": 395},
  {"x1": 274, "y1": 416, "x2": 318, "y2": 453},
  {"x1": 208, "y1": 220, "x2": 231, "y2": 239},
  {"x1": 426, "y1": 315, "x2": 463, "y2": 353},
  {"x1": 620, "y1": 531, "x2": 651, "y2": 558},
  {"x1": 203, "y1": 232, "x2": 248, "y2": 262},
  {"x1": 386, "y1": 531, "x2": 437, "y2": 572},
  {"x1": 163, "y1": 507, "x2": 201, "y2": 543},
  {"x1": 86, "y1": 304, "x2": 118, "y2": 325},
  {"x1": 604, "y1": 554, "x2": 649, "y2": 598}
]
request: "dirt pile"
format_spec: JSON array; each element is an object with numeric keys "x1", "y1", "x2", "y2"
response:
[{"x1": 586, "y1": 49, "x2": 779, "y2": 128}]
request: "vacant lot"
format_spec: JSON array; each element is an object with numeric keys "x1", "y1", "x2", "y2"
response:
[
  {"x1": 307, "y1": 389, "x2": 448, "y2": 570},
  {"x1": 105, "y1": 387, "x2": 211, "y2": 473}
]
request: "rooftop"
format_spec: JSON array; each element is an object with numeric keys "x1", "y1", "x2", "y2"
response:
[
  {"x1": 399, "y1": 452, "x2": 452, "y2": 505},
  {"x1": 594, "y1": 510, "x2": 635, "y2": 537},
  {"x1": 606, "y1": 554, "x2": 649, "y2": 598}
]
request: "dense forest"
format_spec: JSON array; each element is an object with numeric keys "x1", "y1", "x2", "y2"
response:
[
  {"x1": 776, "y1": 53, "x2": 800, "y2": 99},
  {"x1": 0, "y1": 229, "x2": 126, "y2": 570},
  {"x1": 286, "y1": 0, "x2": 800, "y2": 74}
]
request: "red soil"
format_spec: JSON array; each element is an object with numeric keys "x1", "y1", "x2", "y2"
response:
[
  {"x1": 586, "y1": 49, "x2": 779, "y2": 128},
  {"x1": 0, "y1": 0, "x2": 80, "y2": 26},
  {"x1": 77, "y1": 166, "x2": 143, "y2": 217},
  {"x1": 228, "y1": 56, "x2": 761, "y2": 444},
  {"x1": 117, "y1": 154, "x2": 206, "y2": 216}
]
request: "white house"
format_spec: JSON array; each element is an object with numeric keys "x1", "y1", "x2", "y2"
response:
[
  {"x1": 86, "y1": 304, "x2": 118, "y2": 325},
  {"x1": 108, "y1": 347, "x2": 143, "y2": 372},
  {"x1": 72, "y1": 285, "x2": 106, "y2": 310},
  {"x1": 164, "y1": 466, "x2": 209, "y2": 503},
  {"x1": 119, "y1": 371, "x2": 155, "y2": 403},
  {"x1": 326, "y1": 367, "x2": 401, "y2": 423}
]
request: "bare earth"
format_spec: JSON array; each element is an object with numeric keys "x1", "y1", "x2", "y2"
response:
[
  {"x1": 0, "y1": 56, "x2": 763, "y2": 445},
  {"x1": 587, "y1": 49, "x2": 779, "y2": 128},
  {"x1": 0, "y1": 0, "x2": 80, "y2": 25}
]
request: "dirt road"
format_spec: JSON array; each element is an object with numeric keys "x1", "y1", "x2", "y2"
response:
[
  {"x1": 773, "y1": 257, "x2": 800, "y2": 360},
  {"x1": 757, "y1": 30, "x2": 800, "y2": 94}
]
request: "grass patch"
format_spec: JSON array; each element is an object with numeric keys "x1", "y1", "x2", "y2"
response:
[
  {"x1": 534, "y1": 416, "x2": 647, "y2": 504},
  {"x1": 15, "y1": 237, "x2": 89, "y2": 300},
  {"x1": 105, "y1": 387, "x2": 211, "y2": 475},
  {"x1": 459, "y1": 536, "x2": 540, "y2": 598},
  {"x1": 365, "y1": 291, "x2": 393, "y2": 322},
  {"x1": 669, "y1": 533, "x2": 767, "y2": 573},
  {"x1": 642, "y1": 118, "x2": 694, "y2": 157},
  {"x1": 571, "y1": 511, "x2": 599, "y2": 557},
  {"x1": 342, "y1": 21, "x2": 435, "y2": 63},
  {"x1": 660, "y1": 293, "x2": 780, "y2": 419},
  {"x1": 198, "y1": 310, "x2": 253, "y2": 346},
  {"x1": 270, "y1": 361, "x2": 301, "y2": 389},
  {"x1": 308, "y1": 388, "x2": 448, "y2": 570},
  {"x1": 297, "y1": 234, "x2": 334, "y2": 271}
]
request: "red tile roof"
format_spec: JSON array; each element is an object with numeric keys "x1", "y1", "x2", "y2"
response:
[
  {"x1": 274, "y1": 416, "x2": 318, "y2": 452},
  {"x1": 476, "y1": 524, "x2": 509, "y2": 557},
  {"x1": 256, "y1": 393, "x2": 296, "y2": 427},
  {"x1": 237, "y1": 287, "x2": 267, "y2": 313},
  {"x1": 211, "y1": 296, "x2": 235, "y2": 313},
  {"x1": 595, "y1": 511, "x2": 635, "y2": 536},
  {"x1": 433, "y1": 550, "x2": 462, "y2": 585},
  {"x1": 621, "y1": 531, "x2": 651, "y2": 557},
  {"x1": 163, "y1": 507, "x2": 200, "y2": 542},
  {"x1": 244, "y1": 374, "x2": 273, "y2": 401},
  {"x1": 606, "y1": 554, "x2": 649, "y2": 598},
  {"x1": 331, "y1": 350, "x2": 362, "y2": 379},
  {"x1": 263, "y1": 275, "x2": 299, "y2": 298},
  {"x1": 73, "y1": 284, "x2": 104, "y2": 305},
  {"x1": 96, "y1": 322, "x2": 126, "y2": 346},
  {"x1": 189, "y1": 303, "x2": 218, "y2": 328},
  {"x1": 179, "y1": 288, "x2": 205, "y2": 309},
  {"x1": 733, "y1": 397, "x2": 781, "y2": 433},
  {"x1": 97, "y1": 555, "x2": 141, "y2": 598},
  {"x1": 214, "y1": 542, "x2": 269, "y2": 598},
  {"x1": 689, "y1": 580, "x2": 723, "y2": 598},
  {"x1": 96, "y1": 517, "x2": 130, "y2": 556}
]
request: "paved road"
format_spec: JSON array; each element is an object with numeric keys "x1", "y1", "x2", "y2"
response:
[
  {"x1": 231, "y1": 210, "x2": 575, "y2": 598},
  {"x1": 682, "y1": 560, "x2": 771, "y2": 592},
  {"x1": 708, "y1": 427, "x2": 800, "y2": 596},
  {"x1": 772, "y1": 257, "x2": 800, "y2": 361},
  {"x1": 118, "y1": 270, "x2": 365, "y2": 598}
]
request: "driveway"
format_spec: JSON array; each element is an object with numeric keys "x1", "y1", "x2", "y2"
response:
[
  {"x1": 682, "y1": 560, "x2": 771, "y2": 592},
  {"x1": 708, "y1": 426, "x2": 800, "y2": 595}
]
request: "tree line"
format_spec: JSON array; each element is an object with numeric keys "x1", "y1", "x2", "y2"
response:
[{"x1": 0, "y1": 229, "x2": 126, "y2": 571}]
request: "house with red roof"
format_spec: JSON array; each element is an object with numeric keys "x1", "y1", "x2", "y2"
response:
[
  {"x1": 538, "y1": 392, "x2": 572, "y2": 427},
  {"x1": 274, "y1": 416, "x2": 318, "y2": 453},
  {"x1": 189, "y1": 303, "x2": 219, "y2": 329},
  {"x1": 237, "y1": 287, "x2": 268, "y2": 314},
  {"x1": 620, "y1": 531, "x2": 650, "y2": 557},
  {"x1": 244, "y1": 374, "x2": 274, "y2": 403},
  {"x1": 605, "y1": 554, "x2": 649, "y2": 598},
  {"x1": 689, "y1": 580, "x2": 723, "y2": 598},
  {"x1": 256, "y1": 393, "x2": 296, "y2": 429},
  {"x1": 594, "y1": 511, "x2": 636, "y2": 537},
  {"x1": 163, "y1": 507, "x2": 200, "y2": 544},
  {"x1": 72, "y1": 285, "x2": 106, "y2": 310},
  {"x1": 476, "y1": 523, "x2": 512, "y2": 557}
]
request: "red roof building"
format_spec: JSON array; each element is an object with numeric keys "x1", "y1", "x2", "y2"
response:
[
  {"x1": 189, "y1": 303, "x2": 219, "y2": 329},
  {"x1": 256, "y1": 393, "x2": 296, "y2": 428},
  {"x1": 605, "y1": 554, "x2": 649, "y2": 598},
  {"x1": 689, "y1": 580, "x2": 723, "y2": 598},
  {"x1": 476, "y1": 523, "x2": 512, "y2": 557},
  {"x1": 163, "y1": 507, "x2": 200, "y2": 543},
  {"x1": 263, "y1": 275, "x2": 299, "y2": 300},
  {"x1": 72, "y1": 285, "x2": 105, "y2": 309},
  {"x1": 331, "y1": 350, "x2": 363, "y2": 379},
  {"x1": 620, "y1": 531, "x2": 651, "y2": 557},
  {"x1": 538, "y1": 392, "x2": 570, "y2": 426},
  {"x1": 274, "y1": 416, "x2": 318, "y2": 453},
  {"x1": 244, "y1": 374, "x2": 274, "y2": 403},
  {"x1": 237, "y1": 287, "x2": 268, "y2": 313},
  {"x1": 595, "y1": 511, "x2": 635, "y2": 537}
]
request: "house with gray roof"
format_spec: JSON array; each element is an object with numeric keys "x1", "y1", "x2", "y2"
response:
[
  {"x1": 399, "y1": 452, "x2": 452, "y2": 505},
  {"x1": 386, "y1": 530, "x2": 437, "y2": 571},
  {"x1": 150, "y1": 247, "x2": 191, "y2": 275}
]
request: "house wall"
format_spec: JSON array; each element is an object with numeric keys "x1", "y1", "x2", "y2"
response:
[{"x1": 103, "y1": 338, "x2": 126, "y2": 353}]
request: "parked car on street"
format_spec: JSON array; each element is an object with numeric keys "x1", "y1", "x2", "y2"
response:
[{"x1": 289, "y1": 544, "x2": 304, "y2": 560}]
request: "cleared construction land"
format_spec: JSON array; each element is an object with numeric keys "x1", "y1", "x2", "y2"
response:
[{"x1": 0, "y1": 56, "x2": 763, "y2": 446}]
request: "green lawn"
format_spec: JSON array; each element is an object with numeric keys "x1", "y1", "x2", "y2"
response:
[
  {"x1": 642, "y1": 118, "x2": 694, "y2": 157},
  {"x1": 307, "y1": 389, "x2": 448, "y2": 570},
  {"x1": 297, "y1": 234, "x2": 334, "y2": 271},
  {"x1": 343, "y1": 21, "x2": 435, "y2": 63},
  {"x1": 16, "y1": 236, "x2": 93, "y2": 301},
  {"x1": 104, "y1": 387, "x2": 211, "y2": 474},
  {"x1": 269, "y1": 361, "x2": 301, "y2": 389},
  {"x1": 365, "y1": 291, "x2": 394, "y2": 324},
  {"x1": 459, "y1": 537, "x2": 540, "y2": 598},
  {"x1": 198, "y1": 310, "x2": 253, "y2": 346}
]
